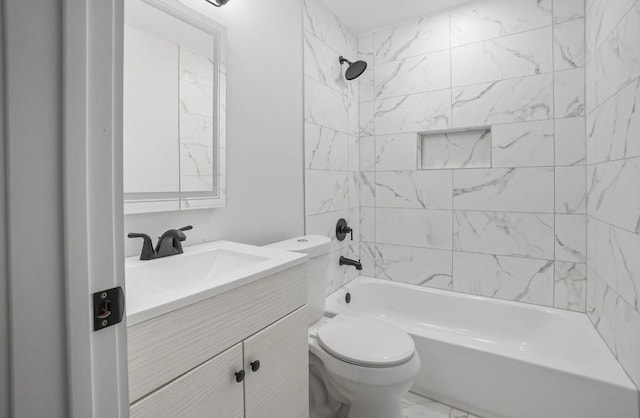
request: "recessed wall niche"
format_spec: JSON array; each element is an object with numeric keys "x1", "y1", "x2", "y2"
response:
[{"x1": 419, "y1": 127, "x2": 491, "y2": 170}]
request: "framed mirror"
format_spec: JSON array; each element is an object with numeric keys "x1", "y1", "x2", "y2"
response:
[{"x1": 123, "y1": 0, "x2": 226, "y2": 214}]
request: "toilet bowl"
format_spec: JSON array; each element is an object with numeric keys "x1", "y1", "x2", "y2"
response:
[{"x1": 266, "y1": 235, "x2": 421, "y2": 418}]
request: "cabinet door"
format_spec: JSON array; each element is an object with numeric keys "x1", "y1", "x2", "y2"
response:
[
  {"x1": 243, "y1": 306, "x2": 309, "y2": 418},
  {"x1": 130, "y1": 343, "x2": 244, "y2": 418}
]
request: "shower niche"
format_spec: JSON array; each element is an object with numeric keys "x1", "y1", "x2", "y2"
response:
[{"x1": 419, "y1": 127, "x2": 491, "y2": 170}]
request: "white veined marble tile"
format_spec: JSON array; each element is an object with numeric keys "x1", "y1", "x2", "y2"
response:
[
  {"x1": 375, "y1": 170, "x2": 452, "y2": 210},
  {"x1": 402, "y1": 392, "x2": 480, "y2": 418},
  {"x1": 375, "y1": 244, "x2": 452, "y2": 290},
  {"x1": 492, "y1": 120, "x2": 554, "y2": 168},
  {"x1": 553, "y1": 0, "x2": 585, "y2": 24},
  {"x1": 304, "y1": 31, "x2": 349, "y2": 96},
  {"x1": 304, "y1": 123, "x2": 349, "y2": 171},
  {"x1": 594, "y1": 218, "x2": 640, "y2": 311},
  {"x1": 453, "y1": 167, "x2": 554, "y2": 213},
  {"x1": 588, "y1": 157, "x2": 640, "y2": 234},
  {"x1": 453, "y1": 210, "x2": 554, "y2": 259},
  {"x1": 555, "y1": 117, "x2": 586, "y2": 166},
  {"x1": 359, "y1": 171, "x2": 375, "y2": 207},
  {"x1": 586, "y1": 78, "x2": 640, "y2": 164},
  {"x1": 358, "y1": 33, "x2": 374, "y2": 103},
  {"x1": 348, "y1": 171, "x2": 359, "y2": 209},
  {"x1": 614, "y1": 297, "x2": 640, "y2": 388},
  {"x1": 304, "y1": 170, "x2": 349, "y2": 215},
  {"x1": 180, "y1": 175, "x2": 213, "y2": 192},
  {"x1": 359, "y1": 207, "x2": 375, "y2": 241},
  {"x1": 358, "y1": 32, "x2": 373, "y2": 61},
  {"x1": 359, "y1": 242, "x2": 376, "y2": 277},
  {"x1": 305, "y1": 76, "x2": 349, "y2": 133},
  {"x1": 359, "y1": 136, "x2": 375, "y2": 171},
  {"x1": 553, "y1": 18, "x2": 585, "y2": 71},
  {"x1": 358, "y1": 64, "x2": 374, "y2": 103},
  {"x1": 373, "y1": 13, "x2": 450, "y2": 65},
  {"x1": 591, "y1": 273, "x2": 618, "y2": 351},
  {"x1": 348, "y1": 206, "x2": 360, "y2": 238},
  {"x1": 179, "y1": 47, "x2": 214, "y2": 87},
  {"x1": 179, "y1": 113, "x2": 213, "y2": 146},
  {"x1": 375, "y1": 50, "x2": 451, "y2": 100},
  {"x1": 555, "y1": 214, "x2": 587, "y2": 263},
  {"x1": 554, "y1": 67, "x2": 585, "y2": 118},
  {"x1": 586, "y1": 3, "x2": 640, "y2": 111},
  {"x1": 302, "y1": 0, "x2": 353, "y2": 57},
  {"x1": 449, "y1": 0, "x2": 552, "y2": 47},
  {"x1": 180, "y1": 80, "x2": 214, "y2": 118},
  {"x1": 554, "y1": 261, "x2": 587, "y2": 312},
  {"x1": 585, "y1": 0, "x2": 636, "y2": 57},
  {"x1": 555, "y1": 166, "x2": 587, "y2": 214},
  {"x1": 376, "y1": 207, "x2": 452, "y2": 250},
  {"x1": 586, "y1": 215, "x2": 598, "y2": 272},
  {"x1": 359, "y1": 100, "x2": 375, "y2": 136},
  {"x1": 375, "y1": 133, "x2": 419, "y2": 171},
  {"x1": 452, "y1": 251, "x2": 554, "y2": 307},
  {"x1": 375, "y1": 89, "x2": 452, "y2": 135},
  {"x1": 347, "y1": 135, "x2": 359, "y2": 172},
  {"x1": 451, "y1": 27, "x2": 552, "y2": 87},
  {"x1": 306, "y1": 209, "x2": 350, "y2": 252},
  {"x1": 586, "y1": 265, "x2": 598, "y2": 320},
  {"x1": 180, "y1": 143, "x2": 213, "y2": 176},
  {"x1": 348, "y1": 99, "x2": 358, "y2": 138},
  {"x1": 451, "y1": 74, "x2": 553, "y2": 127},
  {"x1": 421, "y1": 129, "x2": 492, "y2": 169}
]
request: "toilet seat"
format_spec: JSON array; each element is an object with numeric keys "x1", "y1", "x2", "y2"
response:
[{"x1": 316, "y1": 315, "x2": 415, "y2": 368}]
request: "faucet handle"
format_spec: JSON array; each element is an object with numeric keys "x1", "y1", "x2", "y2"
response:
[
  {"x1": 179, "y1": 225, "x2": 193, "y2": 232},
  {"x1": 127, "y1": 232, "x2": 156, "y2": 260}
]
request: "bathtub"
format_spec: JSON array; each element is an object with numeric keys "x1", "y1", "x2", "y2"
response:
[{"x1": 325, "y1": 277, "x2": 639, "y2": 418}]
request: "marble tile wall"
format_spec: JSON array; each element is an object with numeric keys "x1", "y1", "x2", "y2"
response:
[
  {"x1": 357, "y1": 0, "x2": 589, "y2": 313},
  {"x1": 585, "y1": 0, "x2": 640, "y2": 389},
  {"x1": 179, "y1": 47, "x2": 215, "y2": 193},
  {"x1": 303, "y1": 0, "x2": 360, "y2": 294}
]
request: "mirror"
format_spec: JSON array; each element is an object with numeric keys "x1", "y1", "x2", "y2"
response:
[{"x1": 123, "y1": 0, "x2": 226, "y2": 214}]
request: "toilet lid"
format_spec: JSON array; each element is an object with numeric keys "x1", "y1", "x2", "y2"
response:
[{"x1": 316, "y1": 315, "x2": 415, "y2": 367}]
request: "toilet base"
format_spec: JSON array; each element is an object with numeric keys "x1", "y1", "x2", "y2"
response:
[{"x1": 347, "y1": 398, "x2": 402, "y2": 418}]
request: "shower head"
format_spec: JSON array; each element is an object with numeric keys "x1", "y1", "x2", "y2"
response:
[{"x1": 339, "y1": 56, "x2": 367, "y2": 80}]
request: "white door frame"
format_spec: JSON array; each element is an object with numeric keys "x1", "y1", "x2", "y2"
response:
[{"x1": 63, "y1": 0, "x2": 129, "y2": 416}]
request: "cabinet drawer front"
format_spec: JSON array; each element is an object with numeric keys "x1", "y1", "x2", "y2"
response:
[
  {"x1": 128, "y1": 263, "x2": 306, "y2": 402},
  {"x1": 244, "y1": 306, "x2": 309, "y2": 418},
  {"x1": 130, "y1": 343, "x2": 244, "y2": 418}
]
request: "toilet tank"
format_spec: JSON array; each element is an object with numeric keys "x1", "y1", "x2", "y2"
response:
[{"x1": 266, "y1": 235, "x2": 331, "y2": 324}]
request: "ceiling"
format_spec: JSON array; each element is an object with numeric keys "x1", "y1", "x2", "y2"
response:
[{"x1": 322, "y1": 0, "x2": 471, "y2": 34}]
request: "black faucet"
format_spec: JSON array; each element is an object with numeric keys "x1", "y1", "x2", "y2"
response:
[
  {"x1": 128, "y1": 225, "x2": 193, "y2": 260},
  {"x1": 339, "y1": 256, "x2": 362, "y2": 271}
]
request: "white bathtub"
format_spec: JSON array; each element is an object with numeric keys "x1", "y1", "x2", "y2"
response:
[{"x1": 325, "y1": 277, "x2": 639, "y2": 418}]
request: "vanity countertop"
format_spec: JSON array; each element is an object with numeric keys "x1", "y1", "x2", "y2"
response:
[{"x1": 125, "y1": 240, "x2": 307, "y2": 326}]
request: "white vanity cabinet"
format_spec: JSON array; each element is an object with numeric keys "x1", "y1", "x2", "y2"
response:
[{"x1": 128, "y1": 264, "x2": 309, "y2": 418}]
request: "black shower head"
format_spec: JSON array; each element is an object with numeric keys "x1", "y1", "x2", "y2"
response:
[{"x1": 339, "y1": 56, "x2": 368, "y2": 80}]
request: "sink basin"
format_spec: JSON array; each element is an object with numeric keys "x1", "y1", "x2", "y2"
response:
[{"x1": 125, "y1": 240, "x2": 307, "y2": 326}]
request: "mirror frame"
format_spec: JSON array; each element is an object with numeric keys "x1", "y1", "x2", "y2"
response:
[{"x1": 123, "y1": 0, "x2": 227, "y2": 214}]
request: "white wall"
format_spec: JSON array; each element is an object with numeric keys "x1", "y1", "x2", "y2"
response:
[
  {"x1": 4, "y1": 0, "x2": 69, "y2": 416},
  {"x1": 123, "y1": 0, "x2": 305, "y2": 257},
  {"x1": 0, "y1": 1, "x2": 10, "y2": 416}
]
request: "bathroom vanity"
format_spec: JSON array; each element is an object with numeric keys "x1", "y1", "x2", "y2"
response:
[{"x1": 125, "y1": 241, "x2": 309, "y2": 418}]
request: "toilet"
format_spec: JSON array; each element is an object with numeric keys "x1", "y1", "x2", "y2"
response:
[{"x1": 266, "y1": 235, "x2": 421, "y2": 418}]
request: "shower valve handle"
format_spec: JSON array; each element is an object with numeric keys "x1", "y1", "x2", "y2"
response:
[{"x1": 336, "y1": 218, "x2": 353, "y2": 241}]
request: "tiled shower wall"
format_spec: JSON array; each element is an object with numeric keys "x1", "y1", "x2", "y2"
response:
[
  {"x1": 356, "y1": 0, "x2": 589, "y2": 311},
  {"x1": 302, "y1": 0, "x2": 361, "y2": 294},
  {"x1": 585, "y1": 0, "x2": 640, "y2": 388}
]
